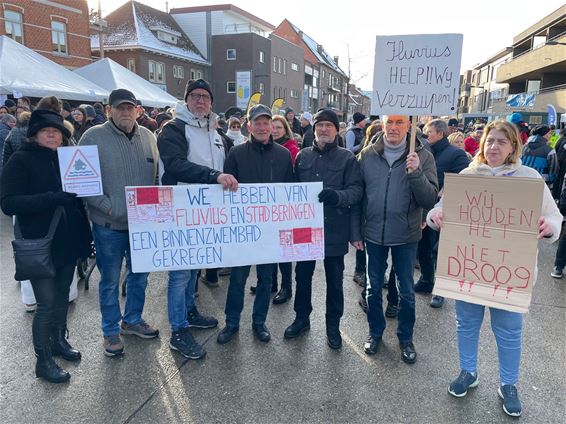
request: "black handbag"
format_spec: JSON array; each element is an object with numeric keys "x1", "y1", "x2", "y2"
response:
[{"x1": 11, "y1": 206, "x2": 64, "y2": 281}]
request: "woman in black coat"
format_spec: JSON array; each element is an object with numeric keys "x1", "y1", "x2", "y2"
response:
[{"x1": 1, "y1": 110, "x2": 92, "y2": 383}]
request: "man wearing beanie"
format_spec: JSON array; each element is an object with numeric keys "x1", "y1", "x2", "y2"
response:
[
  {"x1": 521, "y1": 124, "x2": 556, "y2": 182},
  {"x1": 216, "y1": 104, "x2": 293, "y2": 345},
  {"x1": 354, "y1": 115, "x2": 438, "y2": 364},
  {"x1": 284, "y1": 108, "x2": 363, "y2": 350},
  {"x1": 345, "y1": 112, "x2": 367, "y2": 154},
  {"x1": 79, "y1": 88, "x2": 160, "y2": 357},
  {"x1": 157, "y1": 79, "x2": 238, "y2": 360}
]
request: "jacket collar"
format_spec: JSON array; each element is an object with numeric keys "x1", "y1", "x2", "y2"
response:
[
  {"x1": 174, "y1": 101, "x2": 218, "y2": 130},
  {"x1": 372, "y1": 132, "x2": 425, "y2": 156},
  {"x1": 250, "y1": 135, "x2": 274, "y2": 150},
  {"x1": 430, "y1": 137, "x2": 449, "y2": 154},
  {"x1": 313, "y1": 137, "x2": 338, "y2": 154}
]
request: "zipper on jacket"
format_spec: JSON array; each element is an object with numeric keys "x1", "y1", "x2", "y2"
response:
[{"x1": 381, "y1": 165, "x2": 392, "y2": 244}]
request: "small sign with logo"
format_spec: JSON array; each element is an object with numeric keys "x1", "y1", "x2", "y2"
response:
[{"x1": 57, "y1": 146, "x2": 103, "y2": 197}]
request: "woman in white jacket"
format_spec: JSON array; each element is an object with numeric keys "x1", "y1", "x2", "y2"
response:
[{"x1": 427, "y1": 119, "x2": 562, "y2": 418}]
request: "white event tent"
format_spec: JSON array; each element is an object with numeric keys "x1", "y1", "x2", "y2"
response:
[
  {"x1": 0, "y1": 36, "x2": 108, "y2": 102},
  {"x1": 74, "y1": 58, "x2": 179, "y2": 108}
]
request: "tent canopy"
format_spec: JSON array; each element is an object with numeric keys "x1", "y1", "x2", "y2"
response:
[
  {"x1": 0, "y1": 36, "x2": 108, "y2": 102},
  {"x1": 74, "y1": 58, "x2": 179, "y2": 108}
]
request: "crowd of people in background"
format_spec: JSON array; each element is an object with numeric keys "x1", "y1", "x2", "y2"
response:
[{"x1": 1, "y1": 82, "x2": 565, "y2": 419}]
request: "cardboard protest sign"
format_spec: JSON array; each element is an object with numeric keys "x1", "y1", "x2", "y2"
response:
[
  {"x1": 433, "y1": 174, "x2": 544, "y2": 313},
  {"x1": 371, "y1": 34, "x2": 463, "y2": 116},
  {"x1": 126, "y1": 183, "x2": 325, "y2": 272},
  {"x1": 57, "y1": 146, "x2": 103, "y2": 197}
]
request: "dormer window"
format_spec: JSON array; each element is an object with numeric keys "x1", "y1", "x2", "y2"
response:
[{"x1": 150, "y1": 26, "x2": 181, "y2": 45}]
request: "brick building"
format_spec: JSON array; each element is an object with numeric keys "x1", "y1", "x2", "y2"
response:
[
  {"x1": 93, "y1": 1, "x2": 210, "y2": 100},
  {"x1": 0, "y1": 0, "x2": 92, "y2": 69}
]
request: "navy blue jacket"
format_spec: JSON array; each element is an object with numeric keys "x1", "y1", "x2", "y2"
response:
[{"x1": 429, "y1": 137, "x2": 470, "y2": 190}]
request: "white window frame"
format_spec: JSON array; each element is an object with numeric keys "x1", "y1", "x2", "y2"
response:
[
  {"x1": 226, "y1": 49, "x2": 237, "y2": 60},
  {"x1": 259, "y1": 82, "x2": 264, "y2": 95},
  {"x1": 51, "y1": 20, "x2": 67, "y2": 54},
  {"x1": 148, "y1": 60, "x2": 156, "y2": 82},
  {"x1": 4, "y1": 10, "x2": 23, "y2": 43},
  {"x1": 259, "y1": 50, "x2": 265, "y2": 63},
  {"x1": 173, "y1": 65, "x2": 184, "y2": 79},
  {"x1": 273, "y1": 57, "x2": 277, "y2": 72},
  {"x1": 290, "y1": 89, "x2": 299, "y2": 98},
  {"x1": 127, "y1": 58, "x2": 136, "y2": 73},
  {"x1": 227, "y1": 81, "x2": 236, "y2": 93},
  {"x1": 156, "y1": 62, "x2": 165, "y2": 83},
  {"x1": 291, "y1": 62, "x2": 299, "y2": 72}
]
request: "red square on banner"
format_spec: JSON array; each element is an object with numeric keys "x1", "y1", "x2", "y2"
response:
[
  {"x1": 136, "y1": 187, "x2": 159, "y2": 205},
  {"x1": 293, "y1": 227, "x2": 312, "y2": 244}
]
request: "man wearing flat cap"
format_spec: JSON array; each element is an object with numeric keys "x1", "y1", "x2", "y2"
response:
[
  {"x1": 216, "y1": 104, "x2": 294, "y2": 345},
  {"x1": 284, "y1": 108, "x2": 363, "y2": 349},
  {"x1": 79, "y1": 88, "x2": 160, "y2": 357},
  {"x1": 157, "y1": 79, "x2": 238, "y2": 360}
]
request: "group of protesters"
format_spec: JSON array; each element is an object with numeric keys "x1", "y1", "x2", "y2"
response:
[{"x1": 1, "y1": 79, "x2": 564, "y2": 419}]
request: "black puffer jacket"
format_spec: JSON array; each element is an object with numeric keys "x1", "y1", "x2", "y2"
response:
[
  {"x1": 294, "y1": 138, "x2": 363, "y2": 256},
  {"x1": 224, "y1": 136, "x2": 293, "y2": 183},
  {"x1": 1, "y1": 142, "x2": 92, "y2": 268}
]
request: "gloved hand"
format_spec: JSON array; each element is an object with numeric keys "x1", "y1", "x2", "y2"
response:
[
  {"x1": 318, "y1": 189, "x2": 339, "y2": 206},
  {"x1": 51, "y1": 191, "x2": 78, "y2": 207}
]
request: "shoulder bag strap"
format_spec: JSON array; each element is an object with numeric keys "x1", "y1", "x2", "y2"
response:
[{"x1": 14, "y1": 206, "x2": 64, "y2": 240}]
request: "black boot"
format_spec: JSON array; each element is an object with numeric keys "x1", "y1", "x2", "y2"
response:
[
  {"x1": 52, "y1": 326, "x2": 81, "y2": 361},
  {"x1": 35, "y1": 346, "x2": 70, "y2": 383}
]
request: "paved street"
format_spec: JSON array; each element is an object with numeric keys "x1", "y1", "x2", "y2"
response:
[{"x1": 0, "y1": 213, "x2": 564, "y2": 424}]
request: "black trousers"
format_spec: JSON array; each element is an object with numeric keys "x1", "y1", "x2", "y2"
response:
[
  {"x1": 294, "y1": 256, "x2": 344, "y2": 328},
  {"x1": 355, "y1": 248, "x2": 366, "y2": 274},
  {"x1": 555, "y1": 222, "x2": 566, "y2": 268},
  {"x1": 272, "y1": 262, "x2": 292, "y2": 291},
  {"x1": 417, "y1": 226, "x2": 439, "y2": 285},
  {"x1": 30, "y1": 263, "x2": 75, "y2": 349}
]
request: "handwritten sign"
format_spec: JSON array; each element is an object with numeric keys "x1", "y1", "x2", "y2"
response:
[
  {"x1": 371, "y1": 34, "x2": 463, "y2": 116},
  {"x1": 57, "y1": 146, "x2": 103, "y2": 197},
  {"x1": 433, "y1": 174, "x2": 544, "y2": 313},
  {"x1": 126, "y1": 183, "x2": 325, "y2": 272}
]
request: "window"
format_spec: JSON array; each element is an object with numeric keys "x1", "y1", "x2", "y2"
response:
[
  {"x1": 283, "y1": 59, "x2": 287, "y2": 75},
  {"x1": 273, "y1": 57, "x2": 278, "y2": 72},
  {"x1": 290, "y1": 89, "x2": 299, "y2": 98},
  {"x1": 227, "y1": 81, "x2": 236, "y2": 93},
  {"x1": 127, "y1": 58, "x2": 136, "y2": 73},
  {"x1": 291, "y1": 62, "x2": 299, "y2": 72},
  {"x1": 149, "y1": 61, "x2": 156, "y2": 81},
  {"x1": 173, "y1": 65, "x2": 184, "y2": 79},
  {"x1": 191, "y1": 69, "x2": 202, "y2": 80},
  {"x1": 156, "y1": 62, "x2": 165, "y2": 83},
  {"x1": 259, "y1": 50, "x2": 265, "y2": 63},
  {"x1": 259, "y1": 83, "x2": 264, "y2": 95},
  {"x1": 278, "y1": 58, "x2": 282, "y2": 74},
  {"x1": 157, "y1": 31, "x2": 177, "y2": 44},
  {"x1": 4, "y1": 10, "x2": 23, "y2": 43},
  {"x1": 51, "y1": 20, "x2": 67, "y2": 54},
  {"x1": 226, "y1": 49, "x2": 236, "y2": 60}
]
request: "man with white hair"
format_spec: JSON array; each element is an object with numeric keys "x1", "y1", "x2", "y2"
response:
[{"x1": 300, "y1": 112, "x2": 314, "y2": 149}]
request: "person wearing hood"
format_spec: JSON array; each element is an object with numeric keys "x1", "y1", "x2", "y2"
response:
[
  {"x1": 300, "y1": 112, "x2": 314, "y2": 149},
  {"x1": 157, "y1": 79, "x2": 238, "y2": 360},
  {"x1": 226, "y1": 116, "x2": 247, "y2": 146},
  {"x1": 521, "y1": 124, "x2": 556, "y2": 183},
  {"x1": 284, "y1": 107, "x2": 302, "y2": 136}
]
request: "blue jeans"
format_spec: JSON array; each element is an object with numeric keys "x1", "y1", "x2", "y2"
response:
[
  {"x1": 224, "y1": 264, "x2": 274, "y2": 327},
  {"x1": 92, "y1": 223, "x2": 149, "y2": 336},
  {"x1": 456, "y1": 300, "x2": 523, "y2": 385},
  {"x1": 366, "y1": 241, "x2": 418, "y2": 343},
  {"x1": 167, "y1": 269, "x2": 198, "y2": 331}
]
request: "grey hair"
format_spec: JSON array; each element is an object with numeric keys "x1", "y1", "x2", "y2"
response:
[
  {"x1": 424, "y1": 119, "x2": 449, "y2": 137},
  {"x1": 0, "y1": 114, "x2": 16, "y2": 126}
]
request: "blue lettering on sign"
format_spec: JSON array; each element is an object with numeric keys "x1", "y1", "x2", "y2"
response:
[{"x1": 186, "y1": 187, "x2": 210, "y2": 206}]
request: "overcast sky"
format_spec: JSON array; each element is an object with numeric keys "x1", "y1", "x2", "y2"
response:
[{"x1": 88, "y1": 0, "x2": 566, "y2": 91}]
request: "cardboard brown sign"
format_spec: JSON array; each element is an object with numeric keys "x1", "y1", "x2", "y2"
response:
[{"x1": 433, "y1": 174, "x2": 544, "y2": 313}]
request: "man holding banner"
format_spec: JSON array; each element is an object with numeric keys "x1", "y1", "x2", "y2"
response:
[
  {"x1": 427, "y1": 120, "x2": 561, "y2": 417},
  {"x1": 284, "y1": 108, "x2": 363, "y2": 349},
  {"x1": 356, "y1": 115, "x2": 438, "y2": 364},
  {"x1": 217, "y1": 104, "x2": 294, "y2": 344},
  {"x1": 157, "y1": 78, "x2": 238, "y2": 360}
]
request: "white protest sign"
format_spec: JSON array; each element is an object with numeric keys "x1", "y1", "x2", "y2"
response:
[
  {"x1": 57, "y1": 146, "x2": 103, "y2": 197},
  {"x1": 126, "y1": 183, "x2": 325, "y2": 272},
  {"x1": 371, "y1": 34, "x2": 463, "y2": 116}
]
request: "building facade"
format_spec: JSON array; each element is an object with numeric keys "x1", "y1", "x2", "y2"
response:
[
  {"x1": 92, "y1": 1, "x2": 210, "y2": 100},
  {"x1": 0, "y1": 0, "x2": 91, "y2": 68}
]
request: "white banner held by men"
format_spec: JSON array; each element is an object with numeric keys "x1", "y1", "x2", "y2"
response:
[
  {"x1": 371, "y1": 34, "x2": 463, "y2": 116},
  {"x1": 57, "y1": 145, "x2": 103, "y2": 197},
  {"x1": 126, "y1": 183, "x2": 325, "y2": 273},
  {"x1": 433, "y1": 174, "x2": 544, "y2": 313}
]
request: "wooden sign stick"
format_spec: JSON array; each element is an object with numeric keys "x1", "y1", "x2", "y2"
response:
[{"x1": 409, "y1": 115, "x2": 417, "y2": 153}]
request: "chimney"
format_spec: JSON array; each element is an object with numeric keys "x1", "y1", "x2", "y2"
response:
[
  {"x1": 333, "y1": 56, "x2": 339, "y2": 65},
  {"x1": 298, "y1": 30, "x2": 303, "y2": 38},
  {"x1": 317, "y1": 44, "x2": 323, "y2": 54}
]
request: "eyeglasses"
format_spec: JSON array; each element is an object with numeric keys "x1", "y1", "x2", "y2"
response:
[
  {"x1": 230, "y1": 125, "x2": 241, "y2": 129},
  {"x1": 189, "y1": 93, "x2": 211, "y2": 102}
]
